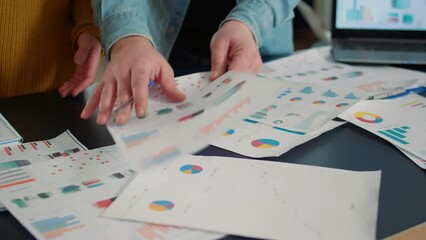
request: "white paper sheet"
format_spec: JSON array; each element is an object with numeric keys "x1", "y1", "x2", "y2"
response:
[
  {"x1": 243, "y1": 80, "x2": 364, "y2": 133},
  {"x1": 0, "y1": 131, "x2": 88, "y2": 212},
  {"x1": 0, "y1": 130, "x2": 87, "y2": 166},
  {"x1": 397, "y1": 146, "x2": 426, "y2": 169},
  {"x1": 0, "y1": 145, "x2": 224, "y2": 240},
  {"x1": 339, "y1": 93, "x2": 426, "y2": 164},
  {"x1": 104, "y1": 153, "x2": 381, "y2": 240},
  {"x1": 107, "y1": 71, "x2": 284, "y2": 166},
  {"x1": 211, "y1": 119, "x2": 345, "y2": 157},
  {"x1": 260, "y1": 48, "x2": 425, "y2": 98}
]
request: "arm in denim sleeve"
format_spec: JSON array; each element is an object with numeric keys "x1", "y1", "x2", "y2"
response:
[
  {"x1": 91, "y1": 0, "x2": 155, "y2": 59},
  {"x1": 224, "y1": 0, "x2": 300, "y2": 47}
]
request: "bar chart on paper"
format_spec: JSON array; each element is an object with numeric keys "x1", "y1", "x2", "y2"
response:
[
  {"x1": 339, "y1": 94, "x2": 426, "y2": 160},
  {"x1": 31, "y1": 214, "x2": 85, "y2": 239},
  {"x1": 378, "y1": 125, "x2": 410, "y2": 144}
]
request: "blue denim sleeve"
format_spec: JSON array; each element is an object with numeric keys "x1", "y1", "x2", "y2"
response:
[
  {"x1": 91, "y1": 0, "x2": 155, "y2": 59},
  {"x1": 225, "y1": 0, "x2": 300, "y2": 47}
]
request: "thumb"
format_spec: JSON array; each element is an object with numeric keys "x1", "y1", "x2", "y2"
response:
[{"x1": 74, "y1": 38, "x2": 91, "y2": 65}]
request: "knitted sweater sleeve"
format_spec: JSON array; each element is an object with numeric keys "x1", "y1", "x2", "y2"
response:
[{"x1": 71, "y1": 0, "x2": 100, "y2": 51}]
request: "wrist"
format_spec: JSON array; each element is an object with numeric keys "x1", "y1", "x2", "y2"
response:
[{"x1": 110, "y1": 36, "x2": 153, "y2": 59}]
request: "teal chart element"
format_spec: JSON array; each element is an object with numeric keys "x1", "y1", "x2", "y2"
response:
[
  {"x1": 60, "y1": 185, "x2": 81, "y2": 194},
  {"x1": 345, "y1": 92, "x2": 359, "y2": 100},
  {"x1": 293, "y1": 111, "x2": 326, "y2": 131},
  {"x1": 290, "y1": 97, "x2": 303, "y2": 102},
  {"x1": 343, "y1": 71, "x2": 363, "y2": 78},
  {"x1": 392, "y1": 0, "x2": 411, "y2": 10},
  {"x1": 299, "y1": 86, "x2": 314, "y2": 94},
  {"x1": 250, "y1": 105, "x2": 277, "y2": 120},
  {"x1": 276, "y1": 88, "x2": 292, "y2": 99},
  {"x1": 322, "y1": 90, "x2": 338, "y2": 98},
  {"x1": 378, "y1": 126, "x2": 410, "y2": 145},
  {"x1": 224, "y1": 129, "x2": 235, "y2": 136},
  {"x1": 0, "y1": 160, "x2": 31, "y2": 171}
]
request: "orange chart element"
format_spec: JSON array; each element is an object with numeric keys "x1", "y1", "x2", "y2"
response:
[{"x1": 354, "y1": 112, "x2": 383, "y2": 123}]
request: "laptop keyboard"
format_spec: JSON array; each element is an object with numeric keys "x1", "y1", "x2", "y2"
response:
[{"x1": 340, "y1": 41, "x2": 426, "y2": 52}]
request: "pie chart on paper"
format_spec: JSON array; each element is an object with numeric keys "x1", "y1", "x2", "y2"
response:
[
  {"x1": 251, "y1": 139, "x2": 280, "y2": 149},
  {"x1": 149, "y1": 200, "x2": 175, "y2": 211},
  {"x1": 180, "y1": 165, "x2": 203, "y2": 174}
]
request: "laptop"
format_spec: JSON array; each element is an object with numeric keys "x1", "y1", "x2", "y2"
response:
[{"x1": 331, "y1": 0, "x2": 426, "y2": 65}]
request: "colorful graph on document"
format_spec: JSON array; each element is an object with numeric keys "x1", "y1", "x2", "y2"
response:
[
  {"x1": 149, "y1": 200, "x2": 175, "y2": 211},
  {"x1": 31, "y1": 215, "x2": 85, "y2": 239},
  {"x1": 377, "y1": 126, "x2": 410, "y2": 145},
  {"x1": 251, "y1": 139, "x2": 280, "y2": 149},
  {"x1": 0, "y1": 168, "x2": 35, "y2": 189},
  {"x1": 223, "y1": 129, "x2": 235, "y2": 136},
  {"x1": 180, "y1": 165, "x2": 203, "y2": 174},
  {"x1": 135, "y1": 224, "x2": 175, "y2": 239},
  {"x1": 354, "y1": 112, "x2": 383, "y2": 123}
]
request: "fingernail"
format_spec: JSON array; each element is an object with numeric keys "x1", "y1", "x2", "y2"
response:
[{"x1": 137, "y1": 109, "x2": 145, "y2": 119}]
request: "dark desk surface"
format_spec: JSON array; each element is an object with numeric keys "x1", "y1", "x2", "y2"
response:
[{"x1": 0, "y1": 88, "x2": 425, "y2": 240}]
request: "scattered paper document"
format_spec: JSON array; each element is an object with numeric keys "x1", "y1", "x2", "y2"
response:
[
  {"x1": 211, "y1": 119, "x2": 345, "y2": 158},
  {"x1": 397, "y1": 146, "x2": 426, "y2": 169},
  {"x1": 0, "y1": 130, "x2": 87, "y2": 166},
  {"x1": 107, "y1": 71, "x2": 284, "y2": 165},
  {"x1": 0, "y1": 130, "x2": 88, "y2": 211},
  {"x1": 0, "y1": 112, "x2": 23, "y2": 145},
  {"x1": 260, "y1": 48, "x2": 425, "y2": 98},
  {"x1": 243, "y1": 80, "x2": 365, "y2": 133},
  {"x1": 104, "y1": 153, "x2": 381, "y2": 240},
  {"x1": 0, "y1": 145, "x2": 224, "y2": 240},
  {"x1": 339, "y1": 93, "x2": 426, "y2": 166}
]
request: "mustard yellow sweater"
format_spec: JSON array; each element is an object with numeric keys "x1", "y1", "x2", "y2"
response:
[{"x1": 0, "y1": 0, "x2": 99, "y2": 98}]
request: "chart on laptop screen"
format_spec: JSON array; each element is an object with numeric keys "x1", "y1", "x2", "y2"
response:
[{"x1": 336, "y1": 0, "x2": 426, "y2": 30}]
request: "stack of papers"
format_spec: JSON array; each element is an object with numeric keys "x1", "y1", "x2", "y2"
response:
[
  {"x1": 0, "y1": 131, "x2": 87, "y2": 211},
  {"x1": 104, "y1": 153, "x2": 381, "y2": 240},
  {"x1": 2, "y1": 48, "x2": 426, "y2": 240},
  {"x1": 340, "y1": 93, "x2": 426, "y2": 169},
  {"x1": 0, "y1": 112, "x2": 23, "y2": 146}
]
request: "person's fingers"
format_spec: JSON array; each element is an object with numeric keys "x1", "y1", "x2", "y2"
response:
[
  {"x1": 210, "y1": 37, "x2": 229, "y2": 81},
  {"x1": 131, "y1": 68, "x2": 150, "y2": 119},
  {"x1": 70, "y1": 46, "x2": 102, "y2": 97},
  {"x1": 114, "y1": 70, "x2": 134, "y2": 125},
  {"x1": 96, "y1": 77, "x2": 117, "y2": 125},
  {"x1": 58, "y1": 80, "x2": 71, "y2": 97},
  {"x1": 158, "y1": 64, "x2": 186, "y2": 102},
  {"x1": 74, "y1": 40, "x2": 91, "y2": 66},
  {"x1": 80, "y1": 81, "x2": 104, "y2": 119}
]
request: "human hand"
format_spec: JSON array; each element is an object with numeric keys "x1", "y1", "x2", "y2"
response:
[
  {"x1": 210, "y1": 20, "x2": 262, "y2": 80},
  {"x1": 80, "y1": 36, "x2": 186, "y2": 125},
  {"x1": 59, "y1": 32, "x2": 102, "y2": 97}
]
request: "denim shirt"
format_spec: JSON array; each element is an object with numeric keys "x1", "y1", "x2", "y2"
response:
[{"x1": 92, "y1": 0, "x2": 300, "y2": 60}]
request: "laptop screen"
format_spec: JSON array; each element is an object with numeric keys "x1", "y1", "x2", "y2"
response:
[{"x1": 335, "y1": 0, "x2": 426, "y2": 31}]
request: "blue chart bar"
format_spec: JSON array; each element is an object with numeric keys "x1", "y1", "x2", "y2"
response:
[
  {"x1": 392, "y1": 0, "x2": 411, "y2": 10},
  {"x1": 377, "y1": 126, "x2": 410, "y2": 145},
  {"x1": 346, "y1": 0, "x2": 373, "y2": 22},
  {"x1": 272, "y1": 126, "x2": 306, "y2": 136},
  {"x1": 32, "y1": 215, "x2": 84, "y2": 237}
]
